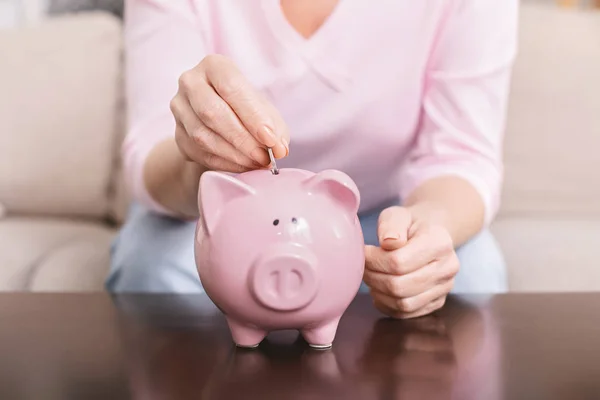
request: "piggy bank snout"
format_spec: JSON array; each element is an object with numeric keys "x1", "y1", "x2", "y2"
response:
[{"x1": 250, "y1": 245, "x2": 319, "y2": 312}]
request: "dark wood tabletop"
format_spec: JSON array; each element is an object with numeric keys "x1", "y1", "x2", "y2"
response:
[{"x1": 0, "y1": 292, "x2": 599, "y2": 400}]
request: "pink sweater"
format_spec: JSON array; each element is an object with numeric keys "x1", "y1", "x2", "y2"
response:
[{"x1": 123, "y1": 0, "x2": 518, "y2": 224}]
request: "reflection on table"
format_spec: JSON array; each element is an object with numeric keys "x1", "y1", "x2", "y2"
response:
[{"x1": 114, "y1": 294, "x2": 500, "y2": 400}]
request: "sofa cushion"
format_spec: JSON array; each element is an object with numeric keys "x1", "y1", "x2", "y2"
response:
[
  {"x1": 29, "y1": 239, "x2": 113, "y2": 292},
  {"x1": 0, "y1": 12, "x2": 123, "y2": 219},
  {"x1": 491, "y1": 218, "x2": 600, "y2": 292},
  {"x1": 499, "y1": 5, "x2": 600, "y2": 219},
  {"x1": 0, "y1": 218, "x2": 115, "y2": 291},
  {"x1": 107, "y1": 89, "x2": 130, "y2": 225}
]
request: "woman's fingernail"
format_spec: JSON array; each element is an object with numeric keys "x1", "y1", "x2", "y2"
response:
[
  {"x1": 250, "y1": 147, "x2": 268, "y2": 165},
  {"x1": 272, "y1": 141, "x2": 287, "y2": 159},
  {"x1": 261, "y1": 126, "x2": 277, "y2": 147},
  {"x1": 382, "y1": 230, "x2": 399, "y2": 241},
  {"x1": 281, "y1": 137, "x2": 289, "y2": 157}
]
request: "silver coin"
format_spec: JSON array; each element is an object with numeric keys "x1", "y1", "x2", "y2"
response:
[{"x1": 267, "y1": 148, "x2": 279, "y2": 175}]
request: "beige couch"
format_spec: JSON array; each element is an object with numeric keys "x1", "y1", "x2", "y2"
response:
[{"x1": 0, "y1": 4, "x2": 598, "y2": 292}]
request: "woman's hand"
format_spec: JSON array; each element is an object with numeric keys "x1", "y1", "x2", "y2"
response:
[
  {"x1": 170, "y1": 54, "x2": 290, "y2": 173},
  {"x1": 364, "y1": 206, "x2": 460, "y2": 319}
]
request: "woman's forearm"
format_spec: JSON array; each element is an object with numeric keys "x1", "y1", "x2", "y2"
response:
[
  {"x1": 404, "y1": 176, "x2": 486, "y2": 247},
  {"x1": 143, "y1": 138, "x2": 206, "y2": 219}
]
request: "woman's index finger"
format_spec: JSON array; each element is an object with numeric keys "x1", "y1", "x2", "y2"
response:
[{"x1": 205, "y1": 59, "x2": 281, "y2": 149}]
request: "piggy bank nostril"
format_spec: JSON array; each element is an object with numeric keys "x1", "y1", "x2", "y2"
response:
[
  {"x1": 251, "y1": 251, "x2": 319, "y2": 311},
  {"x1": 273, "y1": 219, "x2": 279, "y2": 226},
  {"x1": 291, "y1": 217, "x2": 298, "y2": 224}
]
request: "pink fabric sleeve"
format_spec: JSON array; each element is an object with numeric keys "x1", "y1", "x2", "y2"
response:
[
  {"x1": 122, "y1": 0, "x2": 207, "y2": 215},
  {"x1": 398, "y1": 0, "x2": 519, "y2": 225}
]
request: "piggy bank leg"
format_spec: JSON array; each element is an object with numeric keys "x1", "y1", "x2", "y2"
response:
[
  {"x1": 301, "y1": 317, "x2": 341, "y2": 349},
  {"x1": 226, "y1": 317, "x2": 267, "y2": 348}
]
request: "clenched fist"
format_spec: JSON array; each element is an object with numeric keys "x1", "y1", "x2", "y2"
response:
[{"x1": 364, "y1": 206, "x2": 459, "y2": 319}]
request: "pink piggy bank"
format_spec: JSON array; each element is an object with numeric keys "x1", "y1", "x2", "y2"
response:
[{"x1": 195, "y1": 168, "x2": 365, "y2": 349}]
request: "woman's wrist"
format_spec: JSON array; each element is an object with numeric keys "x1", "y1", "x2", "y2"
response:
[
  {"x1": 179, "y1": 160, "x2": 206, "y2": 217},
  {"x1": 143, "y1": 138, "x2": 206, "y2": 219},
  {"x1": 403, "y1": 176, "x2": 485, "y2": 246},
  {"x1": 406, "y1": 201, "x2": 450, "y2": 231}
]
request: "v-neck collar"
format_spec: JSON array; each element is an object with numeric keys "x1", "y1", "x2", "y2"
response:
[
  {"x1": 261, "y1": 0, "x2": 349, "y2": 59},
  {"x1": 261, "y1": 0, "x2": 353, "y2": 91}
]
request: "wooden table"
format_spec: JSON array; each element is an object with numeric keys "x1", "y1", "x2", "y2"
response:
[{"x1": 0, "y1": 293, "x2": 599, "y2": 399}]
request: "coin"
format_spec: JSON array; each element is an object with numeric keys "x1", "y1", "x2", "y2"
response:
[{"x1": 267, "y1": 148, "x2": 279, "y2": 175}]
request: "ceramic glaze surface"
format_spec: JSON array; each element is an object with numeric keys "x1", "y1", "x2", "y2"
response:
[{"x1": 195, "y1": 168, "x2": 365, "y2": 348}]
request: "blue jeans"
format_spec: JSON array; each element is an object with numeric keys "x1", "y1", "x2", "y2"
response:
[{"x1": 106, "y1": 202, "x2": 508, "y2": 294}]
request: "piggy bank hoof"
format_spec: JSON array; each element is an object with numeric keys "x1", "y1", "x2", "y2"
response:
[
  {"x1": 226, "y1": 317, "x2": 267, "y2": 349},
  {"x1": 308, "y1": 343, "x2": 332, "y2": 350},
  {"x1": 235, "y1": 343, "x2": 260, "y2": 349}
]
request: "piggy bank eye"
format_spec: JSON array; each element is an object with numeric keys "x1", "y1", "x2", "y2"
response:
[
  {"x1": 291, "y1": 217, "x2": 298, "y2": 224},
  {"x1": 273, "y1": 219, "x2": 280, "y2": 226}
]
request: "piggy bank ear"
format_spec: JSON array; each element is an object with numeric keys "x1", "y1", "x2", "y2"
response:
[
  {"x1": 199, "y1": 171, "x2": 256, "y2": 235},
  {"x1": 303, "y1": 170, "x2": 360, "y2": 214}
]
